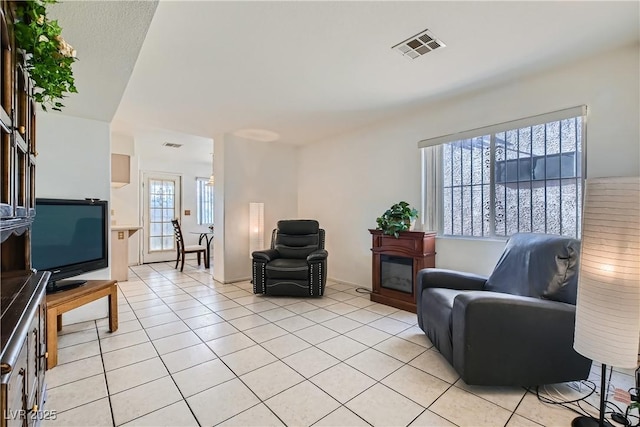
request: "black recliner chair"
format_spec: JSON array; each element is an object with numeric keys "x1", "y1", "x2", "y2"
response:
[
  {"x1": 252, "y1": 220, "x2": 328, "y2": 297},
  {"x1": 416, "y1": 233, "x2": 592, "y2": 386}
]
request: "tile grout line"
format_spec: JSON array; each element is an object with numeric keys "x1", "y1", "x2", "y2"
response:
[
  {"x1": 54, "y1": 262, "x2": 471, "y2": 426},
  {"x1": 94, "y1": 320, "x2": 117, "y2": 427},
  {"x1": 125, "y1": 269, "x2": 424, "y2": 394},
  {"x1": 130, "y1": 262, "x2": 286, "y2": 427},
  {"x1": 502, "y1": 388, "x2": 531, "y2": 427},
  {"x1": 120, "y1": 271, "x2": 204, "y2": 427},
  {"x1": 138, "y1": 264, "x2": 371, "y2": 425},
  {"x1": 145, "y1": 266, "x2": 632, "y2": 426}
]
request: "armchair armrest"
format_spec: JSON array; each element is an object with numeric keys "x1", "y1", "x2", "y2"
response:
[
  {"x1": 307, "y1": 249, "x2": 328, "y2": 296},
  {"x1": 252, "y1": 249, "x2": 280, "y2": 262},
  {"x1": 451, "y1": 291, "x2": 591, "y2": 386},
  {"x1": 307, "y1": 249, "x2": 328, "y2": 263},
  {"x1": 417, "y1": 268, "x2": 487, "y2": 292}
]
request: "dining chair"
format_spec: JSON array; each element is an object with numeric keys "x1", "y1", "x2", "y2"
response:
[{"x1": 171, "y1": 219, "x2": 208, "y2": 271}]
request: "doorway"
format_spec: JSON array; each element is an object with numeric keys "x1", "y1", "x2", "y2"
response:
[{"x1": 141, "y1": 172, "x2": 182, "y2": 264}]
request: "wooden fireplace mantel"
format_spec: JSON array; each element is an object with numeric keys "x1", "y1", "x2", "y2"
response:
[{"x1": 369, "y1": 229, "x2": 436, "y2": 313}]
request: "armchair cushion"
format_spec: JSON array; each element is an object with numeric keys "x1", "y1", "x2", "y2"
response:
[
  {"x1": 274, "y1": 219, "x2": 321, "y2": 259},
  {"x1": 484, "y1": 233, "x2": 580, "y2": 304},
  {"x1": 265, "y1": 258, "x2": 308, "y2": 280}
]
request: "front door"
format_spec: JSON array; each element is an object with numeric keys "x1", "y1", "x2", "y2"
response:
[{"x1": 141, "y1": 172, "x2": 182, "y2": 264}]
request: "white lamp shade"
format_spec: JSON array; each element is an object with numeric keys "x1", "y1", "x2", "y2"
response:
[
  {"x1": 249, "y1": 203, "x2": 264, "y2": 258},
  {"x1": 574, "y1": 176, "x2": 640, "y2": 368},
  {"x1": 111, "y1": 153, "x2": 130, "y2": 188}
]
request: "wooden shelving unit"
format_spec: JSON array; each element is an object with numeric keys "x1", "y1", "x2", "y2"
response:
[{"x1": 0, "y1": 2, "x2": 48, "y2": 425}]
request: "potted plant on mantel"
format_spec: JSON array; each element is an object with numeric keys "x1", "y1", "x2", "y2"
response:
[
  {"x1": 13, "y1": 0, "x2": 77, "y2": 111},
  {"x1": 375, "y1": 201, "x2": 419, "y2": 238}
]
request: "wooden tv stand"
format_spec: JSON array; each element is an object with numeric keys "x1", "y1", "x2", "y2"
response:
[{"x1": 45, "y1": 280, "x2": 118, "y2": 369}]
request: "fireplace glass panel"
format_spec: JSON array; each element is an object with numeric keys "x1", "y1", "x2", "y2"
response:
[{"x1": 380, "y1": 255, "x2": 413, "y2": 293}]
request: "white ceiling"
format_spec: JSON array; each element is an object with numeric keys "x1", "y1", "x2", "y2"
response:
[
  {"x1": 119, "y1": 127, "x2": 214, "y2": 168},
  {"x1": 47, "y1": 0, "x2": 157, "y2": 121},
  {"x1": 60, "y1": 1, "x2": 639, "y2": 146}
]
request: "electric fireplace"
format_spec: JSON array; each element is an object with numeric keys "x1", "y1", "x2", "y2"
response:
[
  {"x1": 369, "y1": 229, "x2": 436, "y2": 312},
  {"x1": 380, "y1": 255, "x2": 413, "y2": 293}
]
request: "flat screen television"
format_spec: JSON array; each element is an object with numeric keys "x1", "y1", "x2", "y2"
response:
[{"x1": 32, "y1": 198, "x2": 109, "y2": 293}]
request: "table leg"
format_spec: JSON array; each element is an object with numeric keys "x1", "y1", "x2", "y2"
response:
[
  {"x1": 108, "y1": 285, "x2": 118, "y2": 332},
  {"x1": 47, "y1": 309, "x2": 58, "y2": 370},
  {"x1": 207, "y1": 235, "x2": 213, "y2": 268}
]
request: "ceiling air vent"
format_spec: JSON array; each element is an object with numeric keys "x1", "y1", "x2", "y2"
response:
[
  {"x1": 162, "y1": 142, "x2": 182, "y2": 148},
  {"x1": 392, "y1": 28, "x2": 446, "y2": 60}
]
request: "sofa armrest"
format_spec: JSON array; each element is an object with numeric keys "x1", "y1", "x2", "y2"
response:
[
  {"x1": 417, "y1": 268, "x2": 487, "y2": 292},
  {"x1": 252, "y1": 249, "x2": 280, "y2": 262},
  {"x1": 451, "y1": 292, "x2": 591, "y2": 386},
  {"x1": 307, "y1": 249, "x2": 328, "y2": 263}
]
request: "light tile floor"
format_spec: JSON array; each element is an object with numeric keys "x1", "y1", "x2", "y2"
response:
[{"x1": 42, "y1": 261, "x2": 636, "y2": 427}]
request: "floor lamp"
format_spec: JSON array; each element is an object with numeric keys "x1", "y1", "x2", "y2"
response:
[
  {"x1": 573, "y1": 176, "x2": 640, "y2": 427},
  {"x1": 249, "y1": 202, "x2": 264, "y2": 258}
]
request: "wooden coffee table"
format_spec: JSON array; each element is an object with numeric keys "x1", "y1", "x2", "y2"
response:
[{"x1": 45, "y1": 280, "x2": 118, "y2": 369}]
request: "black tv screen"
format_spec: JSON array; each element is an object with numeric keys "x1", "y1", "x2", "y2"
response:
[{"x1": 32, "y1": 198, "x2": 108, "y2": 284}]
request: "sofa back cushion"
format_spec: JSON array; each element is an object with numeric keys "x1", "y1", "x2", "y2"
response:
[
  {"x1": 274, "y1": 220, "x2": 321, "y2": 259},
  {"x1": 484, "y1": 233, "x2": 580, "y2": 304}
]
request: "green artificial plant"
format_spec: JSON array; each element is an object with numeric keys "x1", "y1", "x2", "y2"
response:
[
  {"x1": 14, "y1": 0, "x2": 77, "y2": 111},
  {"x1": 376, "y1": 201, "x2": 419, "y2": 238}
]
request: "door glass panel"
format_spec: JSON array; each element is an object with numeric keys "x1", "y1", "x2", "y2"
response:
[
  {"x1": 150, "y1": 223, "x2": 162, "y2": 236},
  {"x1": 148, "y1": 179, "x2": 176, "y2": 252},
  {"x1": 162, "y1": 222, "x2": 173, "y2": 235},
  {"x1": 149, "y1": 236, "x2": 163, "y2": 251}
]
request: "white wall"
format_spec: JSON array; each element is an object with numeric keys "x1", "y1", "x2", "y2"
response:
[
  {"x1": 110, "y1": 132, "x2": 139, "y2": 264},
  {"x1": 298, "y1": 43, "x2": 640, "y2": 288},
  {"x1": 212, "y1": 133, "x2": 226, "y2": 281},
  {"x1": 215, "y1": 134, "x2": 298, "y2": 283},
  {"x1": 37, "y1": 112, "x2": 112, "y2": 324},
  {"x1": 111, "y1": 129, "x2": 212, "y2": 265}
]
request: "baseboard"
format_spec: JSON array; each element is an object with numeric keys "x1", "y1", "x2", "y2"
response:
[
  {"x1": 215, "y1": 275, "x2": 365, "y2": 287},
  {"x1": 213, "y1": 276, "x2": 251, "y2": 284},
  {"x1": 328, "y1": 277, "x2": 370, "y2": 290}
]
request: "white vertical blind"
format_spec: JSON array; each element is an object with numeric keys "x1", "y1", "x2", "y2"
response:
[
  {"x1": 197, "y1": 177, "x2": 214, "y2": 225},
  {"x1": 573, "y1": 176, "x2": 640, "y2": 368}
]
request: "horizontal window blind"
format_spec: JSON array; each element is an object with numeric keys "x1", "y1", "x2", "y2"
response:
[{"x1": 418, "y1": 105, "x2": 586, "y2": 149}]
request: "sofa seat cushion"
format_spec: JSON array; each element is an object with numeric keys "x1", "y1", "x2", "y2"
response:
[
  {"x1": 419, "y1": 288, "x2": 469, "y2": 364},
  {"x1": 266, "y1": 258, "x2": 308, "y2": 280}
]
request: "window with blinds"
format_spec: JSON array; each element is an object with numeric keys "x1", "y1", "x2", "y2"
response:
[
  {"x1": 196, "y1": 177, "x2": 214, "y2": 226},
  {"x1": 421, "y1": 107, "x2": 585, "y2": 239}
]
